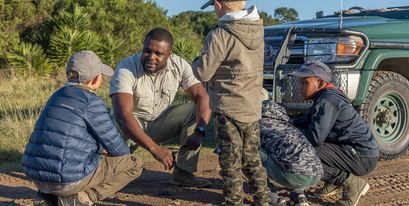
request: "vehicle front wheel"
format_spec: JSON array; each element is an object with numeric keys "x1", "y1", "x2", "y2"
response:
[{"x1": 356, "y1": 71, "x2": 409, "y2": 160}]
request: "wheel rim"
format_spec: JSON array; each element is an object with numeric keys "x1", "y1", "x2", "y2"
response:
[{"x1": 373, "y1": 93, "x2": 407, "y2": 143}]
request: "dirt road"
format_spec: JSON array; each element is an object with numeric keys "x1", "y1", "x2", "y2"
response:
[{"x1": 2, "y1": 152, "x2": 409, "y2": 206}]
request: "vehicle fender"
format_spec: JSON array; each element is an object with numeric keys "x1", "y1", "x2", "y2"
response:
[{"x1": 354, "y1": 49, "x2": 409, "y2": 106}]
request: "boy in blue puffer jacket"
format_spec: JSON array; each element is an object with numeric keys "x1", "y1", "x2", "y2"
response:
[{"x1": 22, "y1": 51, "x2": 143, "y2": 206}]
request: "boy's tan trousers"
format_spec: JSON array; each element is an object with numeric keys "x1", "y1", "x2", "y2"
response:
[{"x1": 52, "y1": 154, "x2": 143, "y2": 202}]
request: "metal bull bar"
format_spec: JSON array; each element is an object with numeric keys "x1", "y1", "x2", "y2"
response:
[{"x1": 264, "y1": 26, "x2": 370, "y2": 111}]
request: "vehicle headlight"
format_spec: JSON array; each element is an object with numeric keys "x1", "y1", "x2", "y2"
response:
[{"x1": 306, "y1": 36, "x2": 363, "y2": 63}]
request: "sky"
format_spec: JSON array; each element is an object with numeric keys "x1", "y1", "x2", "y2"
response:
[{"x1": 149, "y1": 0, "x2": 409, "y2": 21}]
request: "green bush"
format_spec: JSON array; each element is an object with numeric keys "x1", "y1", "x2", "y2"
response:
[
  {"x1": 172, "y1": 38, "x2": 201, "y2": 64},
  {"x1": 6, "y1": 42, "x2": 53, "y2": 77},
  {"x1": 101, "y1": 34, "x2": 128, "y2": 68},
  {"x1": 48, "y1": 26, "x2": 86, "y2": 68},
  {"x1": 0, "y1": 0, "x2": 56, "y2": 57}
]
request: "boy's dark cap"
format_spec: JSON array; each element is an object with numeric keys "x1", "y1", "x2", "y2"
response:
[
  {"x1": 201, "y1": 0, "x2": 246, "y2": 10},
  {"x1": 66, "y1": 51, "x2": 114, "y2": 82},
  {"x1": 287, "y1": 61, "x2": 332, "y2": 83}
]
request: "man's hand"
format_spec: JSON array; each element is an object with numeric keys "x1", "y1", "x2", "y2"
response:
[
  {"x1": 180, "y1": 132, "x2": 203, "y2": 151},
  {"x1": 151, "y1": 145, "x2": 177, "y2": 170}
]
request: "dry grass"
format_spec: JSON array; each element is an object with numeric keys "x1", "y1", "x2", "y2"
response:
[{"x1": 0, "y1": 74, "x2": 66, "y2": 163}]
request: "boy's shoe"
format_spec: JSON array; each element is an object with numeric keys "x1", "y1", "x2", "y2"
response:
[
  {"x1": 268, "y1": 198, "x2": 286, "y2": 206},
  {"x1": 58, "y1": 193, "x2": 93, "y2": 206},
  {"x1": 289, "y1": 192, "x2": 310, "y2": 206},
  {"x1": 314, "y1": 182, "x2": 341, "y2": 197},
  {"x1": 268, "y1": 192, "x2": 286, "y2": 206},
  {"x1": 34, "y1": 191, "x2": 58, "y2": 206},
  {"x1": 335, "y1": 174, "x2": 370, "y2": 206},
  {"x1": 170, "y1": 165, "x2": 211, "y2": 188}
]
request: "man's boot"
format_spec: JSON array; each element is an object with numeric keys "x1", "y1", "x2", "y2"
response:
[
  {"x1": 314, "y1": 182, "x2": 341, "y2": 196},
  {"x1": 335, "y1": 174, "x2": 370, "y2": 206},
  {"x1": 170, "y1": 165, "x2": 211, "y2": 187}
]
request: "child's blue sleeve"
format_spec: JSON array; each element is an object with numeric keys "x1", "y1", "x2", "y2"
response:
[{"x1": 85, "y1": 97, "x2": 130, "y2": 156}]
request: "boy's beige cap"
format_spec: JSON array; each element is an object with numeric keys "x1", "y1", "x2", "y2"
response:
[
  {"x1": 201, "y1": 0, "x2": 246, "y2": 10},
  {"x1": 66, "y1": 51, "x2": 114, "y2": 82}
]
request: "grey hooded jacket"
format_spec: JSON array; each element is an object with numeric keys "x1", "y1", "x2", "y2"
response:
[
  {"x1": 260, "y1": 100, "x2": 323, "y2": 177},
  {"x1": 192, "y1": 5, "x2": 264, "y2": 123}
]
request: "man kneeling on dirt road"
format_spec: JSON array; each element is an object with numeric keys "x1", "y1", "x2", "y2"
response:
[{"x1": 109, "y1": 28, "x2": 212, "y2": 188}]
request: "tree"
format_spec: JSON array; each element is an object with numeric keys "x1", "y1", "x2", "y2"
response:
[
  {"x1": 170, "y1": 11, "x2": 218, "y2": 39},
  {"x1": 274, "y1": 7, "x2": 299, "y2": 23},
  {"x1": 0, "y1": 0, "x2": 56, "y2": 58},
  {"x1": 259, "y1": 11, "x2": 280, "y2": 26},
  {"x1": 0, "y1": 0, "x2": 217, "y2": 76},
  {"x1": 80, "y1": 0, "x2": 170, "y2": 53}
]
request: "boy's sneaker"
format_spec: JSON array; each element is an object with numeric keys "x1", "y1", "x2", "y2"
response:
[
  {"x1": 289, "y1": 192, "x2": 310, "y2": 206},
  {"x1": 268, "y1": 198, "x2": 286, "y2": 206},
  {"x1": 335, "y1": 174, "x2": 370, "y2": 206},
  {"x1": 268, "y1": 192, "x2": 286, "y2": 206},
  {"x1": 314, "y1": 182, "x2": 341, "y2": 196},
  {"x1": 58, "y1": 193, "x2": 93, "y2": 206},
  {"x1": 34, "y1": 191, "x2": 58, "y2": 206}
]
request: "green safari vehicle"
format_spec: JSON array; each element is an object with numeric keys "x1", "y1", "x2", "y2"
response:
[{"x1": 263, "y1": 6, "x2": 409, "y2": 160}]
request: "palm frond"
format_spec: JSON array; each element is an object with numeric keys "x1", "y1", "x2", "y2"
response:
[
  {"x1": 54, "y1": 3, "x2": 90, "y2": 32},
  {"x1": 172, "y1": 38, "x2": 201, "y2": 64},
  {"x1": 7, "y1": 42, "x2": 53, "y2": 78},
  {"x1": 48, "y1": 27, "x2": 86, "y2": 67},
  {"x1": 84, "y1": 31, "x2": 103, "y2": 56},
  {"x1": 101, "y1": 34, "x2": 128, "y2": 68}
]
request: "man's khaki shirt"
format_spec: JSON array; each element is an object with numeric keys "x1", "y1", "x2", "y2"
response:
[{"x1": 109, "y1": 53, "x2": 200, "y2": 121}]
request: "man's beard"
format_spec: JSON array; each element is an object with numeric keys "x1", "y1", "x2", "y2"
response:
[{"x1": 143, "y1": 60, "x2": 166, "y2": 74}]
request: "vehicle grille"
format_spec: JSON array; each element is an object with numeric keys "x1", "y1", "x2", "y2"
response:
[
  {"x1": 264, "y1": 65, "x2": 348, "y2": 113},
  {"x1": 264, "y1": 34, "x2": 306, "y2": 66}
]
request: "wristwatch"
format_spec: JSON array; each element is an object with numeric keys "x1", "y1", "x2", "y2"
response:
[{"x1": 194, "y1": 125, "x2": 206, "y2": 137}]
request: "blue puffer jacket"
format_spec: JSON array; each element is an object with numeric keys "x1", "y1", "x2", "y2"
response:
[{"x1": 22, "y1": 85, "x2": 130, "y2": 184}]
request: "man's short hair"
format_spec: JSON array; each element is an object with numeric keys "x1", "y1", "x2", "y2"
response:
[{"x1": 144, "y1": 28, "x2": 173, "y2": 49}]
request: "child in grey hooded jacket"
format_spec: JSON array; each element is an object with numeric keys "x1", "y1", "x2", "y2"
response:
[{"x1": 259, "y1": 100, "x2": 323, "y2": 206}]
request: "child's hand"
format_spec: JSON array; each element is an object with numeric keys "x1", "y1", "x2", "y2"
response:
[
  {"x1": 102, "y1": 149, "x2": 108, "y2": 156},
  {"x1": 288, "y1": 119, "x2": 294, "y2": 125},
  {"x1": 170, "y1": 151, "x2": 178, "y2": 170}
]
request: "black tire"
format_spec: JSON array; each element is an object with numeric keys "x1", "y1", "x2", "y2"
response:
[{"x1": 356, "y1": 71, "x2": 409, "y2": 160}]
